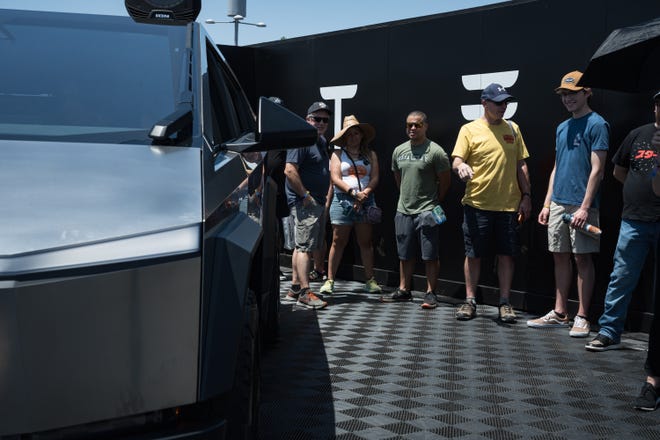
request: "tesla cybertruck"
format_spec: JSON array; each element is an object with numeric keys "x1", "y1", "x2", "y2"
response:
[{"x1": 0, "y1": 2, "x2": 315, "y2": 438}]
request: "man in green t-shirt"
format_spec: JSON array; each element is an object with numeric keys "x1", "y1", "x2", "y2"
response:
[{"x1": 381, "y1": 111, "x2": 450, "y2": 309}]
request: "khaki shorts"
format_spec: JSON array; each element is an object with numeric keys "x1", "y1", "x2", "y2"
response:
[
  {"x1": 292, "y1": 202, "x2": 327, "y2": 253},
  {"x1": 547, "y1": 202, "x2": 600, "y2": 254}
]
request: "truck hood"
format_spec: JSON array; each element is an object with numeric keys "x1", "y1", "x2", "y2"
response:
[{"x1": 1, "y1": 140, "x2": 202, "y2": 273}]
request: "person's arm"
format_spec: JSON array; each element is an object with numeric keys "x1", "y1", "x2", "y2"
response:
[
  {"x1": 613, "y1": 164, "x2": 628, "y2": 184},
  {"x1": 392, "y1": 169, "x2": 401, "y2": 189},
  {"x1": 437, "y1": 169, "x2": 451, "y2": 202},
  {"x1": 362, "y1": 150, "x2": 380, "y2": 196},
  {"x1": 284, "y1": 162, "x2": 315, "y2": 206},
  {"x1": 325, "y1": 180, "x2": 333, "y2": 210},
  {"x1": 452, "y1": 155, "x2": 473, "y2": 181},
  {"x1": 517, "y1": 159, "x2": 532, "y2": 220},
  {"x1": 538, "y1": 164, "x2": 556, "y2": 226},
  {"x1": 571, "y1": 150, "x2": 607, "y2": 229},
  {"x1": 329, "y1": 151, "x2": 346, "y2": 190},
  {"x1": 652, "y1": 129, "x2": 660, "y2": 196}
]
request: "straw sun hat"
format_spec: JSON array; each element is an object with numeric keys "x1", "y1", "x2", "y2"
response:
[{"x1": 330, "y1": 115, "x2": 375, "y2": 147}]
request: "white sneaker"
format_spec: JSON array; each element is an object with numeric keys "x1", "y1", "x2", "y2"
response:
[
  {"x1": 526, "y1": 310, "x2": 570, "y2": 328},
  {"x1": 569, "y1": 315, "x2": 591, "y2": 338}
]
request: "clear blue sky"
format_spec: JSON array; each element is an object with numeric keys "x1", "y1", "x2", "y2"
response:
[{"x1": 4, "y1": 0, "x2": 509, "y2": 46}]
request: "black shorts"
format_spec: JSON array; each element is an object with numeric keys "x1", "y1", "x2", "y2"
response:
[{"x1": 462, "y1": 205, "x2": 520, "y2": 258}]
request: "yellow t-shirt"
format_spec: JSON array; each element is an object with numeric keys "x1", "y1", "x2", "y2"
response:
[{"x1": 452, "y1": 118, "x2": 529, "y2": 211}]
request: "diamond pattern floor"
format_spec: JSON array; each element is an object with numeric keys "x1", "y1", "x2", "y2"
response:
[{"x1": 259, "y1": 276, "x2": 658, "y2": 439}]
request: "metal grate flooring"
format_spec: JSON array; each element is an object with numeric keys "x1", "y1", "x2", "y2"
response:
[{"x1": 259, "y1": 275, "x2": 658, "y2": 439}]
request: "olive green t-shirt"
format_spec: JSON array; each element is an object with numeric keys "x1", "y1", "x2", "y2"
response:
[{"x1": 391, "y1": 140, "x2": 450, "y2": 214}]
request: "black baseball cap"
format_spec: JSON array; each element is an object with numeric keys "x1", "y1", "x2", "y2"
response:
[{"x1": 307, "y1": 101, "x2": 332, "y2": 115}]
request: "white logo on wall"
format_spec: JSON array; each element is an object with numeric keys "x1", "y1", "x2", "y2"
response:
[
  {"x1": 461, "y1": 70, "x2": 519, "y2": 121},
  {"x1": 320, "y1": 84, "x2": 357, "y2": 134}
]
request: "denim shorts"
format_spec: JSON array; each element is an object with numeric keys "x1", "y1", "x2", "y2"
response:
[
  {"x1": 329, "y1": 192, "x2": 372, "y2": 225},
  {"x1": 462, "y1": 204, "x2": 519, "y2": 258},
  {"x1": 395, "y1": 211, "x2": 440, "y2": 261}
]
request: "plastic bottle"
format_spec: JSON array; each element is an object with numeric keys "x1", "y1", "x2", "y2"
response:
[
  {"x1": 431, "y1": 205, "x2": 447, "y2": 224},
  {"x1": 561, "y1": 213, "x2": 602, "y2": 235}
]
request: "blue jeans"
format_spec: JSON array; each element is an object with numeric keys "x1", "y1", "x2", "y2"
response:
[{"x1": 597, "y1": 219, "x2": 660, "y2": 342}]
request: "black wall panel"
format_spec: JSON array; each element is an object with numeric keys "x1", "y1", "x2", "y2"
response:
[{"x1": 220, "y1": 0, "x2": 660, "y2": 328}]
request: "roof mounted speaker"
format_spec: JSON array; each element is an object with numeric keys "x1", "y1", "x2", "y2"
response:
[{"x1": 125, "y1": 0, "x2": 201, "y2": 25}]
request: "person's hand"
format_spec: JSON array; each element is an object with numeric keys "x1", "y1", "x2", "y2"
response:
[
  {"x1": 355, "y1": 190, "x2": 368, "y2": 203},
  {"x1": 303, "y1": 193, "x2": 317, "y2": 208},
  {"x1": 538, "y1": 207, "x2": 550, "y2": 226},
  {"x1": 456, "y1": 163, "x2": 474, "y2": 181},
  {"x1": 571, "y1": 207, "x2": 589, "y2": 229}
]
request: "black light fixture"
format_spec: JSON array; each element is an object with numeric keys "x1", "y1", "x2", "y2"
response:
[{"x1": 125, "y1": 0, "x2": 201, "y2": 25}]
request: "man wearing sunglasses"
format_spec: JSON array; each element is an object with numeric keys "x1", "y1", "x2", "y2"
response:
[
  {"x1": 382, "y1": 111, "x2": 451, "y2": 309},
  {"x1": 451, "y1": 83, "x2": 531, "y2": 323},
  {"x1": 283, "y1": 101, "x2": 333, "y2": 309}
]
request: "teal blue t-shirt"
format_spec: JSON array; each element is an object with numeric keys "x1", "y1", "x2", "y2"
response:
[{"x1": 552, "y1": 112, "x2": 609, "y2": 208}]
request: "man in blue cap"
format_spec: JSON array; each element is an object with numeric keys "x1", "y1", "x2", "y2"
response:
[{"x1": 451, "y1": 83, "x2": 532, "y2": 323}]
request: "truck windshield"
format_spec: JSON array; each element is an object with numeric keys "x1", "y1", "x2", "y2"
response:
[{"x1": 0, "y1": 9, "x2": 187, "y2": 144}]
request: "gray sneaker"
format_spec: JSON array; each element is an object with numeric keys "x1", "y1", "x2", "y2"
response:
[
  {"x1": 421, "y1": 292, "x2": 438, "y2": 309},
  {"x1": 296, "y1": 289, "x2": 327, "y2": 310},
  {"x1": 282, "y1": 288, "x2": 300, "y2": 302},
  {"x1": 456, "y1": 301, "x2": 477, "y2": 320},
  {"x1": 499, "y1": 303, "x2": 517, "y2": 323}
]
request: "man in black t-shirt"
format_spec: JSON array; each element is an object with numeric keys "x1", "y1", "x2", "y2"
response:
[
  {"x1": 587, "y1": 91, "x2": 660, "y2": 409},
  {"x1": 587, "y1": 92, "x2": 660, "y2": 356}
]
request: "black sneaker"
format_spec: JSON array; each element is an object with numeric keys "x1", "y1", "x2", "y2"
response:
[
  {"x1": 421, "y1": 292, "x2": 438, "y2": 309},
  {"x1": 309, "y1": 269, "x2": 327, "y2": 282},
  {"x1": 634, "y1": 382, "x2": 660, "y2": 411},
  {"x1": 380, "y1": 288, "x2": 412, "y2": 303},
  {"x1": 585, "y1": 333, "x2": 621, "y2": 352}
]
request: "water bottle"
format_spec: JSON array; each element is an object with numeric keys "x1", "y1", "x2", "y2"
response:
[
  {"x1": 561, "y1": 213, "x2": 602, "y2": 235},
  {"x1": 431, "y1": 205, "x2": 447, "y2": 224}
]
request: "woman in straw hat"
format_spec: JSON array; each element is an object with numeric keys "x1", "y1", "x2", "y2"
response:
[{"x1": 319, "y1": 115, "x2": 382, "y2": 295}]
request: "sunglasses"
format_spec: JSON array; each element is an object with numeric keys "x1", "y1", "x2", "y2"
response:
[
  {"x1": 491, "y1": 100, "x2": 509, "y2": 106},
  {"x1": 406, "y1": 122, "x2": 424, "y2": 129},
  {"x1": 310, "y1": 116, "x2": 329, "y2": 123}
]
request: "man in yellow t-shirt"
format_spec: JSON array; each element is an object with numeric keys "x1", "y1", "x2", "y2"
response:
[{"x1": 451, "y1": 83, "x2": 532, "y2": 323}]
